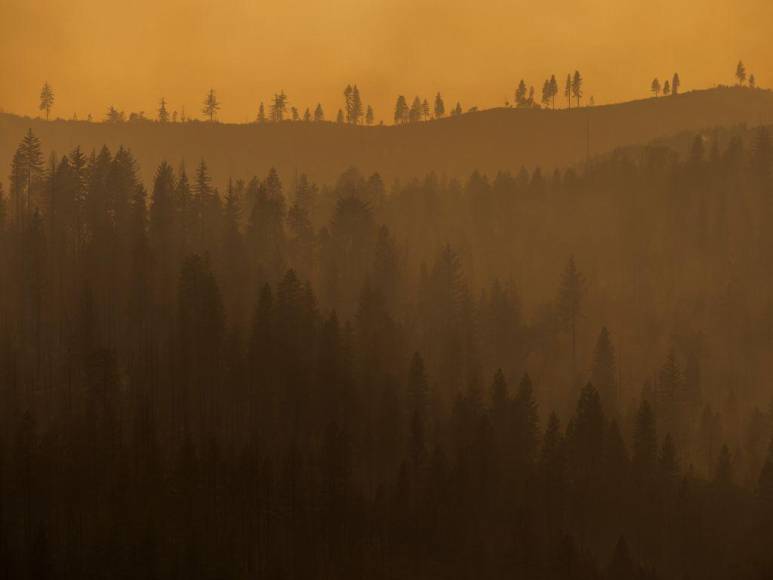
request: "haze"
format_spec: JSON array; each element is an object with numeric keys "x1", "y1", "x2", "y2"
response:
[{"x1": 1, "y1": 0, "x2": 771, "y2": 122}]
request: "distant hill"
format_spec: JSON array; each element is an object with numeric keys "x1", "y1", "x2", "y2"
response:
[{"x1": 2, "y1": 86, "x2": 773, "y2": 186}]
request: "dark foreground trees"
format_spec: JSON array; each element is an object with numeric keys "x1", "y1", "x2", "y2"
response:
[{"x1": 0, "y1": 128, "x2": 772, "y2": 579}]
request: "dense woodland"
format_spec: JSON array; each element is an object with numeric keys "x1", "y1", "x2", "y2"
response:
[{"x1": 1, "y1": 125, "x2": 773, "y2": 579}]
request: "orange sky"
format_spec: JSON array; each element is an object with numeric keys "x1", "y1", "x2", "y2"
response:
[{"x1": 1, "y1": 0, "x2": 771, "y2": 123}]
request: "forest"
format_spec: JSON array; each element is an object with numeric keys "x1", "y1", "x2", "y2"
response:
[{"x1": 1, "y1": 124, "x2": 773, "y2": 580}]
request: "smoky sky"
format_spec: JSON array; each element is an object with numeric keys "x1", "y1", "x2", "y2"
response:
[{"x1": 1, "y1": 0, "x2": 771, "y2": 122}]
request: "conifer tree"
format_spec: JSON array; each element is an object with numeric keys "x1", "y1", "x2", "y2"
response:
[
  {"x1": 314, "y1": 103, "x2": 324, "y2": 122},
  {"x1": 39, "y1": 82, "x2": 54, "y2": 120},
  {"x1": 591, "y1": 326, "x2": 617, "y2": 415},
  {"x1": 365, "y1": 105, "x2": 374, "y2": 125},
  {"x1": 158, "y1": 98, "x2": 169, "y2": 123},
  {"x1": 651, "y1": 77, "x2": 661, "y2": 97},
  {"x1": 257, "y1": 102, "x2": 266, "y2": 123},
  {"x1": 671, "y1": 72, "x2": 681, "y2": 95},
  {"x1": 663, "y1": 79, "x2": 671, "y2": 95},
  {"x1": 571, "y1": 70, "x2": 583, "y2": 107},
  {"x1": 565, "y1": 73, "x2": 572, "y2": 109},
  {"x1": 394, "y1": 95, "x2": 408, "y2": 124},
  {"x1": 557, "y1": 256, "x2": 585, "y2": 376},
  {"x1": 736, "y1": 60, "x2": 747, "y2": 86},
  {"x1": 549, "y1": 74, "x2": 558, "y2": 108},
  {"x1": 515, "y1": 79, "x2": 528, "y2": 107},
  {"x1": 271, "y1": 91, "x2": 288, "y2": 122},
  {"x1": 409, "y1": 97, "x2": 423, "y2": 122},
  {"x1": 434, "y1": 92, "x2": 445, "y2": 118},
  {"x1": 202, "y1": 89, "x2": 220, "y2": 121}
]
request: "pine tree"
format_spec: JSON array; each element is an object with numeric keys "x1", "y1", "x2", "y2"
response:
[
  {"x1": 303, "y1": 107, "x2": 311, "y2": 122},
  {"x1": 394, "y1": 95, "x2": 408, "y2": 124},
  {"x1": 421, "y1": 99, "x2": 430, "y2": 120},
  {"x1": 565, "y1": 73, "x2": 572, "y2": 109},
  {"x1": 671, "y1": 72, "x2": 681, "y2": 95},
  {"x1": 549, "y1": 74, "x2": 558, "y2": 108},
  {"x1": 158, "y1": 98, "x2": 169, "y2": 123},
  {"x1": 314, "y1": 103, "x2": 324, "y2": 122},
  {"x1": 351, "y1": 85, "x2": 363, "y2": 124},
  {"x1": 750, "y1": 73, "x2": 756, "y2": 88},
  {"x1": 515, "y1": 79, "x2": 528, "y2": 107},
  {"x1": 591, "y1": 326, "x2": 617, "y2": 415},
  {"x1": 434, "y1": 92, "x2": 445, "y2": 118},
  {"x1": 557, "y1": 256, "x2": 585, "y2": 376},
  {"x1": 271, "y1": 91, "x2": 288, "y2": 122},
  {"x1": 736, "y1": 61, "x2": 747, "y2": 86},
  {"x1": 257, "y1": 102, "x2": 266, "y2": 123},
  {"x1": 541, "y1": 79, "x2": 551, "y2": 107},
  {"x1": 571, "y1": 70, "x2": 583, "y2": 107},
  {"x1": 365, "y1": 105, "x2": 374, "y2": 125},
  {"x1": 39, "y1": 82, "x2": 54, "y2": 120},
  {"x1": 202, "y1": 89, "x2": 220, "y2": 121},
  {"x1": 409, "y1": 97, "x2": 423, "y2": 123},
  {"x1": 10, "y1": 130, "x2": 44, "y2": 226},
  {"x1": 344, "y1": 85, "x2": 353, "y2": 123},
  {"x1": 663, "y1": 79, "x2": 671, "y2": 95},
  {"x1": 651, "y1": 78, "x2": 661, "y2": 97}
]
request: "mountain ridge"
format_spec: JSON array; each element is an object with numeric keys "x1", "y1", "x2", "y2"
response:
[{"x1": 2, "y1": 86, "x2": 772, "y2": 186}]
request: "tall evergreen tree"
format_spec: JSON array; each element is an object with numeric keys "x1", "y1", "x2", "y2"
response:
[
  {"x1": 39, "y1": 82, "x2": 54, "y2": 120},
  {"x1": 202, "y1": 89, "x2": 220, "y2": 121},
  {"x1": 158, "y1": 97, "x2": 169, "y2": 123},
  {"x1": 434, "y1": 92, "x2": 445, "y2": 118}
]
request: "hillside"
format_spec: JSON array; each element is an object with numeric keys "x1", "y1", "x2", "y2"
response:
[{"x1": 2, "y1": 86, "x2": 773, "y2": 185}]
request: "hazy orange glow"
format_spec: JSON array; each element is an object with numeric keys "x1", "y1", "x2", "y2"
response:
[{"x1": 1, "y1": 0, "x2": 771, "y2": 122}]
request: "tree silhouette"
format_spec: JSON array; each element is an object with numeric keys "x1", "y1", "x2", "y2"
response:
[
  {"x1": 409, "y1": 96, "x2": 423, "y2": 122},
  {"x1": 434, "y1": 92, "x2": 445, "y2": 118},
  {"x1": 158, "y1": 97, "x2": 169, "y2": 123},
  {"x1": 39, "y1": 82, "x2": 54, "y2": 120},
  {"x1": 271, "y1": 91, "x2": 288, "y2": 122},
  {"x1": 736, "y1": 61, "x2": 747, "y2": 86},
  {"x1": 202, "y1": 88, "x2": 220, "y2": 121},
  {"x1": 257, "y1": 102, "x2": 266, "y2": 123},
  {"x1": 314, "y1": 103, "x2": 324, "y2": 122},
  {"x1": 564, "y1": 73, "x2": 572, "y2": 109},
  {"x1": 651, "y1": 78, "x2": 661, "y2": 97},
  {"x1": 515, "y1": 79, "x2": 528, "y2": 107},
  {"x1": 671, "y1": 73, "x2": 681, "y2": 95},
  {"x1": 549, "y1": 74, "x2": 558, "y2": 108},
  {"x1": 394, "y1": 95, "x2": 408, "y2": 124},
  {"x1": 571, "y1": 70, "x2": 583, "y2": 107},
  {"x1": 541, "y1": 79, "x2": 551, "y2": 107},
  {"x1": 365, "y1": 105, "x2": 374, "y2": 125},
  {"x1": 750, "y1": 73, "x2": 757, "y2": 88},
  {"x1": 557, "y1": 256, "x2": 585, "y2": 375},
  {"x1": 663, "y1": 79, "x2": 671, "y2": 95}
]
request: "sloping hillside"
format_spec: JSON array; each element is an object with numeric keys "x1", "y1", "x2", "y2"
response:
[{"x1": 2, "y1": 86, "x2": 772, "y2": 185}]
